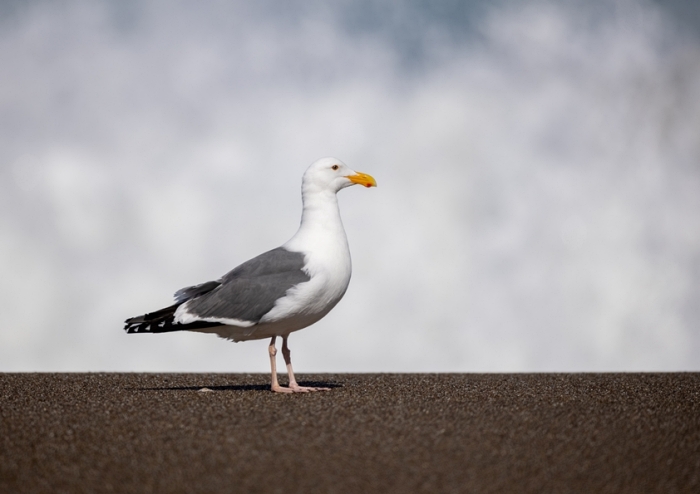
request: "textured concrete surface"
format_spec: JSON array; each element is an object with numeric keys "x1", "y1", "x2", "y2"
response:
[{"x1": 1, "y1": 373, "x2": 699, "y2": 493}]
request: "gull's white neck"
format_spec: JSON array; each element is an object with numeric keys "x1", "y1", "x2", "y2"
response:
[{"x1": 284, "y1": 185, "x2": 350, "y2": 255}]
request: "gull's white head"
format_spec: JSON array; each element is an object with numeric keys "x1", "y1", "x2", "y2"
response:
[{"x1": 302, "y1": 157, "x2": 377, "y2": 194}]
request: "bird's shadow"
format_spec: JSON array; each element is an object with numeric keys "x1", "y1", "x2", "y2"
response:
[{"x1": 137, "y1": 381, "x2": 343, "y2": 393}]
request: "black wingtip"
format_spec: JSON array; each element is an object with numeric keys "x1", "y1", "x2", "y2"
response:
[
  {"x1": 124, "y1": 320, "x2": 144, "y2": 333},
  {"x1": 124, "y1": 302, "x2": 181, "y2": 334}
]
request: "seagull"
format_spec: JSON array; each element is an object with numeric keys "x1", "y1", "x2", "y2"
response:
[{"x1": 124, "y1": 157, "x2": 376, "y2": 393}]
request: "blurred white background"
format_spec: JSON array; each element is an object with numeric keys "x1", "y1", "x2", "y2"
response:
[{"x1": 1, "y1": 0, "x2": 699, "y2": 372}]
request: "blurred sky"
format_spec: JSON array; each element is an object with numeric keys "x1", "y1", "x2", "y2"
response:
[{"x1": 1, "y1": 0, "x2": 699, "y2": 372}]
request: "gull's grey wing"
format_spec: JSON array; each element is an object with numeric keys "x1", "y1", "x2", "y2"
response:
[
  {"x1": 174, "y1": 280, "x2": 221, "y2": 303},
  {"x1": 181, "y1": 247, "x2": 310, "y2": 323}
]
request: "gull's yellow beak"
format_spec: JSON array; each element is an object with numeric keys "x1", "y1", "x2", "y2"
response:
[{"x1": 346, "y1": 172, "x2": 377, "y2": 188}]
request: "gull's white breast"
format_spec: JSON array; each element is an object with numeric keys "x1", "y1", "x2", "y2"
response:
[{"x1": 260, "y1": 229, "x2": 352, "y2": 326}]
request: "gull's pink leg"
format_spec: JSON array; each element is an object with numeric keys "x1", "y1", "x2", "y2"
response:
[
  {"x1": 282, "y1": 336, "x2": 330, "y2": 392},
  {"x1": 269, "y1": 336, "x2": 293, "y2": 393}
]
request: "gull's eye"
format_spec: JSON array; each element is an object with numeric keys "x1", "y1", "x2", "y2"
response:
[{"x1": 331, "y1": 164, "x2": 339, "y2": 171}]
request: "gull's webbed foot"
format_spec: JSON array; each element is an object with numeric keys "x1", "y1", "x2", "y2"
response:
[
  {"x1": 270, "y1": 383, "x2": 331, "y2": 393},
  {"x1": 289, "y1": 384, "x2": 331, "y2": 393}
]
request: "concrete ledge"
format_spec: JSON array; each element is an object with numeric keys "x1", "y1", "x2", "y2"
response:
[{"x1": 1, "y1": 373, "x2": 699, "y2": 493}]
